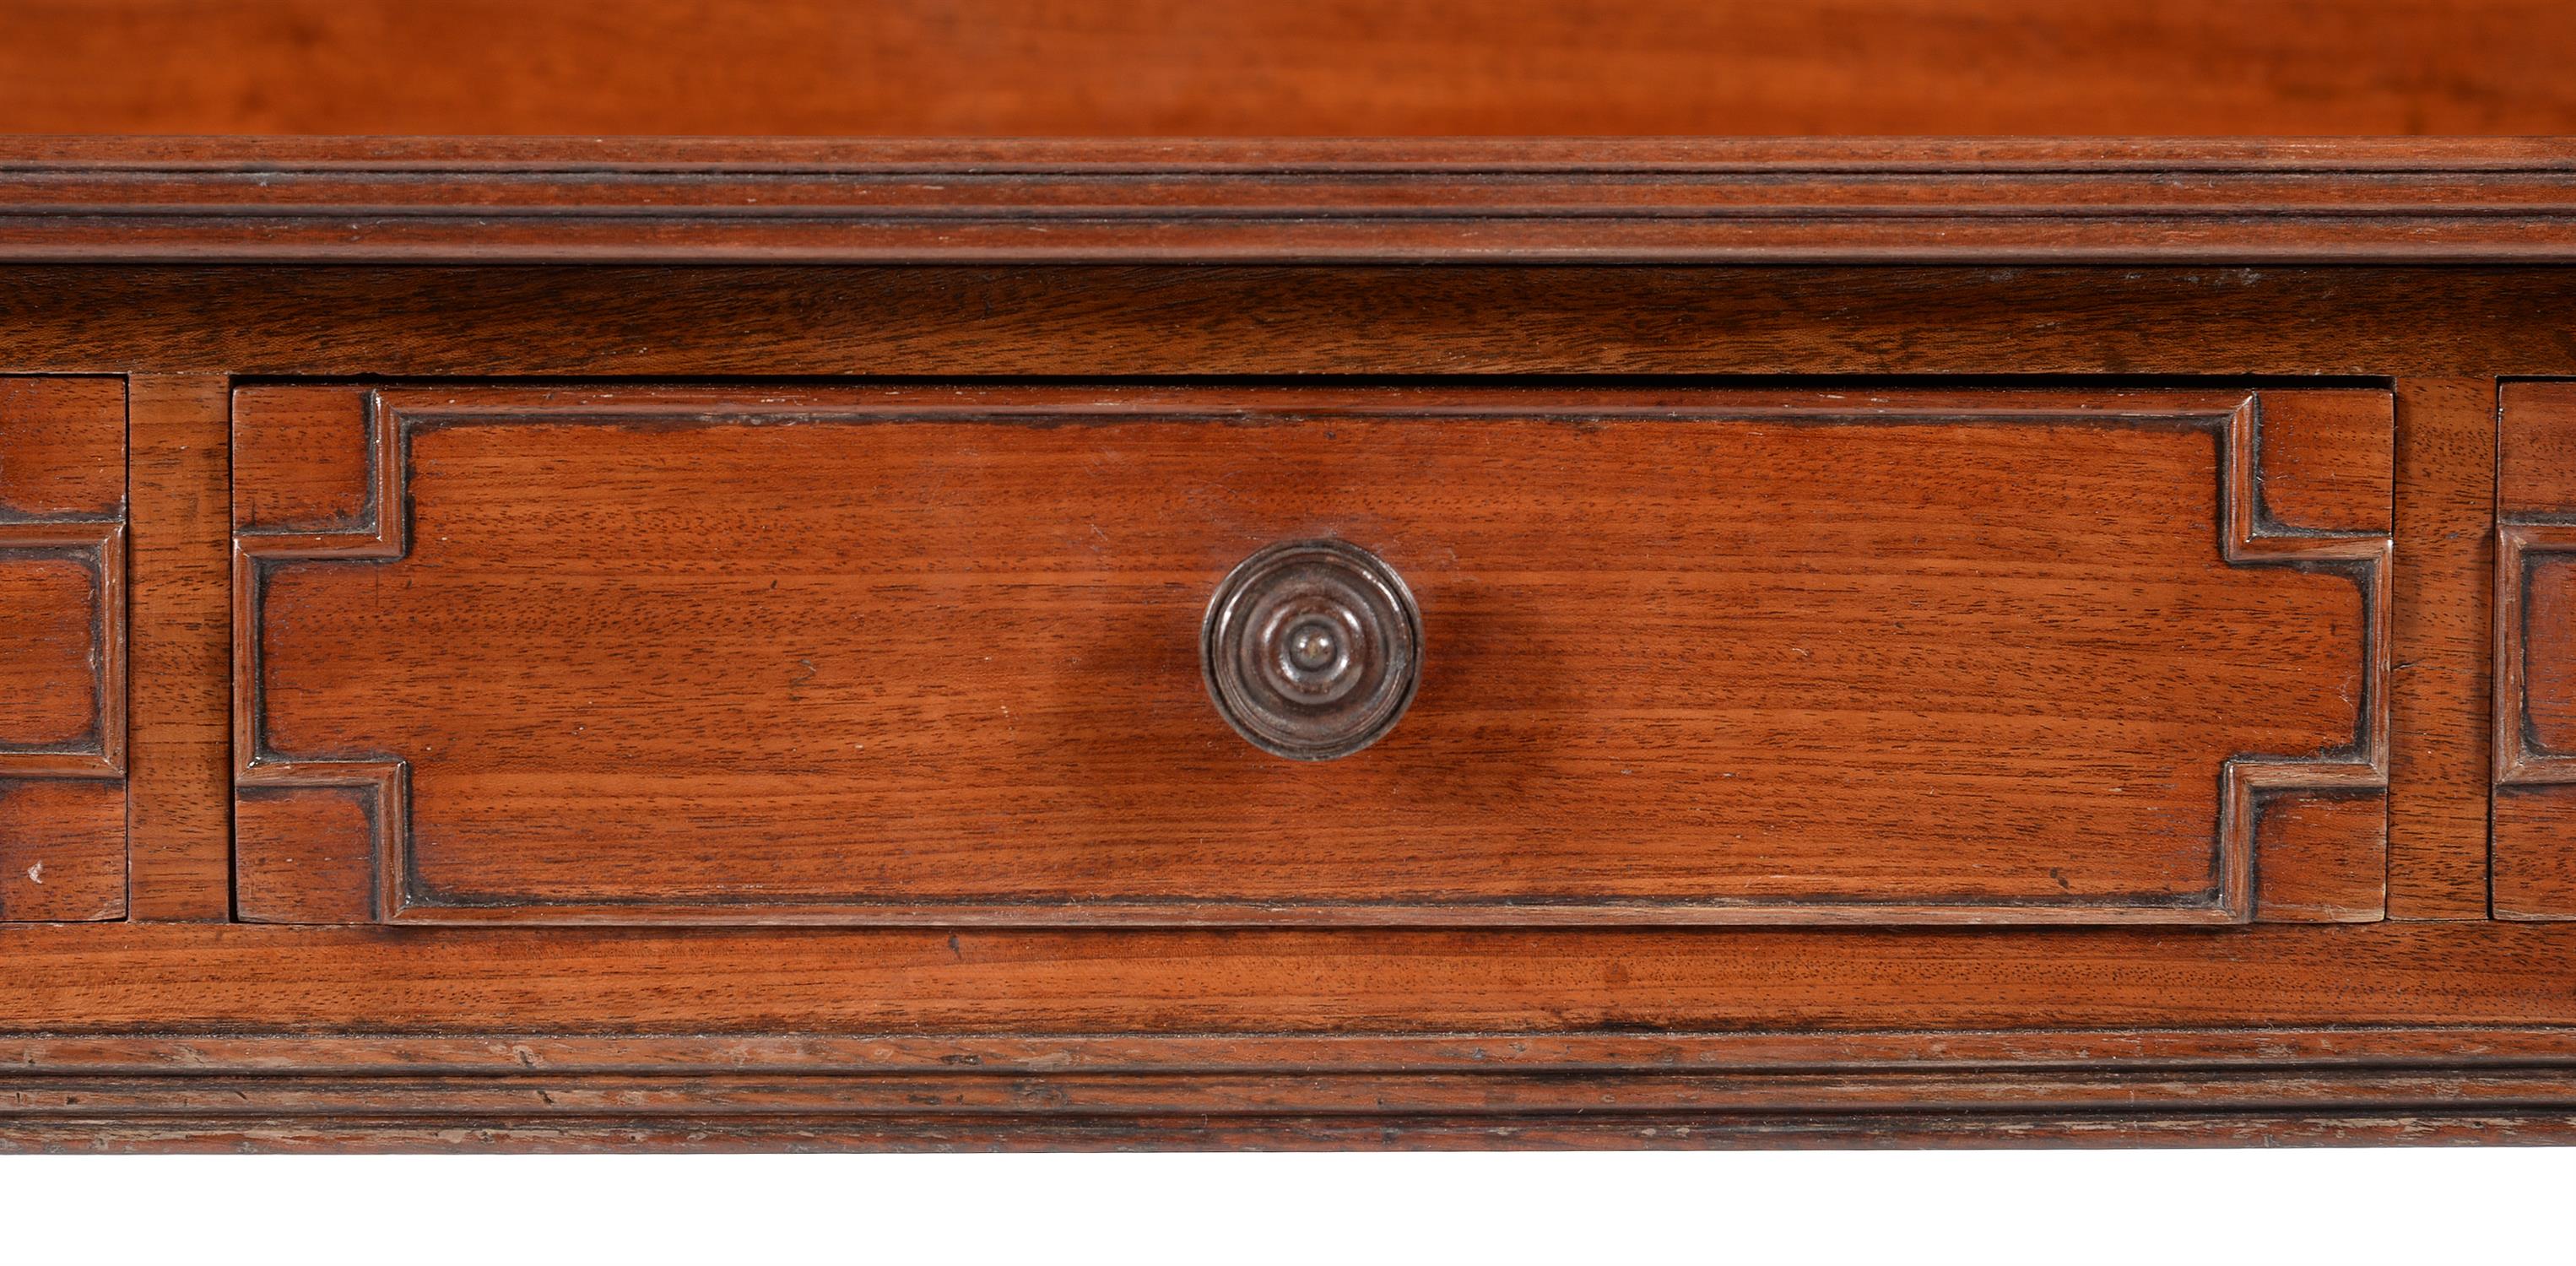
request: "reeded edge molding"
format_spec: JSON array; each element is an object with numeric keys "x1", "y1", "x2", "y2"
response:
[
  {"x1": 0, "y1": 519, "x2": 127, "y2": 779},
  {"x1": 12, "y1": 137, "x2": 2576, "y2": 262},
  {"x1": 232, "y1": 387, "x2": 2389, "y2": 928},
  {"x1": 0, "y1": 1027, "x2": 2568, "y2": 1151}
]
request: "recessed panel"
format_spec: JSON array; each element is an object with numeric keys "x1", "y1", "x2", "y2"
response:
[{"x1": 232, "y1": 386, "x2": 2389, "y2": 926}]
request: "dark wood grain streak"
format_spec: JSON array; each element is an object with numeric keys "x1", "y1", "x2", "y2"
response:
[
  {"x1": 124, "y1": 376, "x2": 232, "y2": 921},
  {"x1": 18, "y1": 139, "x2": 2576, "y2": 263},
  {"x1": 20, "y1": 268, "x2": 2576, "y2": 381}
]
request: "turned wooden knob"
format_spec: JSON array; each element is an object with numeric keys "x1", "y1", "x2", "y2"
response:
[{"x1": 1201, "y1": 538, "x2": 1421, "y2": 760}]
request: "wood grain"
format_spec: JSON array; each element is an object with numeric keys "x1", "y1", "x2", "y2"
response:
[
  {"x1": 233, "y1": 386, "x2": 2386, "y2": 926},
  {"x1": 2, "y1": 921, "x2": 2573, "y2": 1032},
  {"x1": 2389, "y1": 378, "x2": 2499, "y2": 918},
  {"x1": 0, "y1": 376, "x2": 125, "y2": 921},
  {"x1": 2494, "y1": 381, "x2": 2576, "y2": 918},
  {"x1": 124, "y1": 376, "x2": 231, "y2": 921},
  {"x1": 2253, "y1": 792, "x2": 2388, "y2": 923},
  {"x1": 0, "y1": 377, "x2": 123, "y2": 515},
  {"x1": 2, "y1": 138, "x2": 2562, "y2": 1148},
  {"x1": 21, "y1": 138, "x2": 2576, "y2": 263},
  {"x1": 3, "y1": 1026, "x2": 2573, "y2": 1152},
  {"x1": 21, "y1": 267, "x2": 2576, "y2": 382},
  {"x1": 0, "y1": 782, "x2": 121, "y2": 922},
  {"x1": 1, "y1": 0, "x2": 2572, "y2": 138},
  {"x1": 0, "y1": 545, "x2": 107, "y2": 750},
  {"x1": 10, "y1": 1115, "x2": 2565, "y2": 1153}
]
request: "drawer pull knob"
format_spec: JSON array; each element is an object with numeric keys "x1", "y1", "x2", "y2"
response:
[{"x1": 1202, "y1": 538, "x2": 1421, "y2": 760}]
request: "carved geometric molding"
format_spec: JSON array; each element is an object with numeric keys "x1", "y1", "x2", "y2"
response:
[
  {"x1": 233, "y1": 385, "x2": 2389, "y2": 928},
  {"x1": 0, "y1": 376, "x2": 127, "y2": 922},
  {"x1": 2493, "y1": 381, "x2": 2576, "y2": 919}
]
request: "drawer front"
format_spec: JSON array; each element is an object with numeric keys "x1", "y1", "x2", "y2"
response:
[
  {"x1": 0, "y1": 376, "x2": 127, "y2": 920},
  {"x1": 2496, "y1": 381, "x2": 2576, "y2": 918},
  {"x1": 230, "y1": 384, "x2": 2389, "y2": 927}
]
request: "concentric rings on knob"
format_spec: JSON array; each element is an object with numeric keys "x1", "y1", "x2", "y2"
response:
[{"x1": 1201, "y1": 538, "x2": 1421, "y2": 760}]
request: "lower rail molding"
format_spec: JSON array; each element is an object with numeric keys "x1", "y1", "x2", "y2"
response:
[{"x1": 3, "y1": 1029, "x2": 2571, "y2": 1150}]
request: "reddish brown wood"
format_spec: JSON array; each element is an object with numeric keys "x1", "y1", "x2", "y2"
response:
[
  {"x1": 2389, "y1": 379, "x2": 2499, "y2": 918},
  {"x1": 233, "y1": 787, "x2": 372, "y2": 925},
  {"x1": 2495, "y1": 382, "x2": 2576, "y2": 918},
  {"x1": 5, "y1": 1115, "x2": 2563, "y2": 1154},
  {"x1": 230, "y1": 384, "x2": 371, "y2": 535},
  {"x1": 16, "y1": 267, "x2": 2576, "y2": 381},
  {"x1": 2, "y1": 0, "x2": 2573, "y2": 138},
  {"x1": 124, "y1": 376, "x2": 232, "y2": 921},
  {"x1": 0, "y1": 1026, "x2": 2570, "y2": 1152},
  {"x1": 233, "y1": 386, "x2": 2386, "y2": 927},
  {"x1": 0, "y1": 377, "x2": 123, "y2": 514},
  {"x1": 2253, "y1": 793, "x2": 2387, "y2": 923},
  {"x1": 0, "y1": 784, "x2": 122, "y2": 922},
  {"x1": 14, "y1": 1025, "x2": 2572, "y2": 1074},
  {"x1": 0, "y1": 376, "x2": 125, "y2": 921},
  {"x1": 1, "y1": 141, "x2": 2566, "y2": 1149},
  {"x1": 0, "y1": 547, "x2": 107, "y2": 749},
  {"x1": 0, "y1": 922, "x2": 2571, "y2": 1032},
  {"x1": 18, "y1": 138, "x2": 2576, "y2": 264}
]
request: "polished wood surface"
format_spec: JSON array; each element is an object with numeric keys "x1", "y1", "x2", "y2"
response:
[
  {"x1": 2493, "y1": 382, "x2": 2576, "y2": 919},
  {"x1": 3, "y1": 1023, "x2": 2573, "y2": 1150},
  {"x1": 4, "y1": 922, "x2": 2574, "y2": 1033},
  {"x1": 16, "y1": 265, "x2": 2576, "y2": 380},
  {"x1": 3, "y1": 917, "x2": 2575, "y2": 1147},
  {"x1": 2388, "y1": 379, "x2": 2499, "y2": 918},
  {"x1": 123, "y1": 376, "x2": 234, "y2": 920},
  {"x1": 232, "y1": 386, "x2": 2385, "y2": 926},
  {"x1": 0, "y1": 555, "x2": 102, "y2": 747},
  {"x1": 0, "y1": 139, "x2": 2567, "y2": 1146},
  {"x1": 0, "y1": 376, "x2": 124, "y2": 921},
  {"x1": 1, "y1": 0, "x2": 2573, "y2": 138},
  {"x1": 19, "y1": 138, "x2": 2576, "y2": 264}
]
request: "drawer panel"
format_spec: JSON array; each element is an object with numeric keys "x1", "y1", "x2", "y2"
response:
[
  {"x1": 230, "y1": 385, "x2": 2389, "y2": 926},
  {"x1": 0, "y1": 376, "x2": 127, "y2": 921},
  {"x1": 2495, "y1": 381, "x2": 2576, "y2": 919}
]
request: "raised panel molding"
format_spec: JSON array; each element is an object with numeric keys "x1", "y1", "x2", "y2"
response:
[
  {"x1": 2493, "y1": 381, "x2": 2576, "y2": 918},
  {"x1": 230, "y1": 384, "x2": 2390, "y2": 928}
]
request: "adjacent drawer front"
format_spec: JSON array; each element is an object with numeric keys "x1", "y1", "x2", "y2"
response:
[
  {"x1": 2496, "y1": 381, "x2": 2576, "y2": 919},
  {"x1": 231, "y1": 385, "x2": 2390, "y2": 927},
  {"x1": 0, "y1": 376, "x2": 127, "y2": 921}
]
